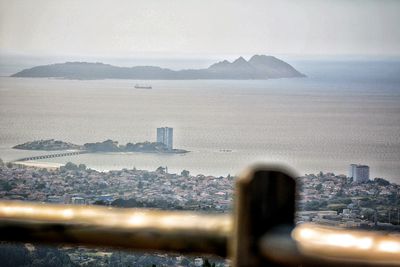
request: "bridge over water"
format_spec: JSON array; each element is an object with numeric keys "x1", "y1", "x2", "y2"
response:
[{"x1": 14, "y1": 150, "x2": 89, "y2": 162}]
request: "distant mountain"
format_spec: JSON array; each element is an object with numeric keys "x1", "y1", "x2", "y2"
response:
[{"x1": 11, "y1": 55, "x2": 305, "y2": 80}]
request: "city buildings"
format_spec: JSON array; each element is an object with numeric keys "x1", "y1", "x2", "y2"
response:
[
  {"x1": 157, "y1": 127, "x2": 173, "y2": 150},
  {"x1": 71, "y1": 196, "x2": 85, "y2": 205},
  {"x1": 349, "y1": 164, "x2": 370, "y2": 183}
]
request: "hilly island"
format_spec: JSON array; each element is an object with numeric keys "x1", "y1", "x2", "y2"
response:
[
  {"x1": 11, "y1": 55, "x2": 305, "y2": 80},
  {"x1": 13, "y1": 139, "x2": 188, "y2": 154}
]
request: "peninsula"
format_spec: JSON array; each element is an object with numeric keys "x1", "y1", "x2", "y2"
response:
[
  {"x1": 13, "y1": 139, "x2": 188, "y2": 154},
  {"x1": 11, "y1": 55, "x2": 305, "y2": 80},
  {"x1": 13, "y1": 139, "x2": 82, "y2": 151}
]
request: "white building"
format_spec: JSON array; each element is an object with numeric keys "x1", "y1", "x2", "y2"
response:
[
  {"x1": 349, "y1": 164, "x2": 369, "y2": 183},
  {"x1": 47, "y1": 195, "x2": 63, "y2": 203},
  {"x1": 71, "y1": 196, "x2": 85, "y2": 205},
  {"x1": 157, "y1": 127, "x2": 173, "y2": 150}
]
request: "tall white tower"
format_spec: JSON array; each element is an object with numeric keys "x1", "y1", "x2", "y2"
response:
[
  {"x1": 157, "y1": 127, "x2": 173, "y2": 150},
  {"x1": 349, "y1": 164, "x2": 369, "y2": 183}
]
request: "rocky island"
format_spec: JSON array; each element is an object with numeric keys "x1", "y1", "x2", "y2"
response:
[
  {"x1": 13, "y1": 139, "x2": 82, "y2": 151},
  {"x1": 11, "y1": 55, "x2": 305, "y2": 80},
  {"x1": 13, "y1": 139, "x2": 188, "y2": 154}
]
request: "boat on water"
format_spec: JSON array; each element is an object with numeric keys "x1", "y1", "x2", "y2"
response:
[{"x1": 134, "y1": 84, "x2": 152, "y2": 89}]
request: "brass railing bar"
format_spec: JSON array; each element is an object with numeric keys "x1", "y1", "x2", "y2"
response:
[
  {"x1": 260, "y1": 223, "x2": 400, "y2": 267},
  {"x1": 0, "y1": 201, "x2": 231, "y2": 256}
]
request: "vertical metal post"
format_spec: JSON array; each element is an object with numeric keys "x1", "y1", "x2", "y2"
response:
[{"x1": 231, "y1": 165, "x2": 296, "y2": 267}]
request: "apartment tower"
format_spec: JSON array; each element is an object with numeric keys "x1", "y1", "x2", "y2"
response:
[
  {"x1": 349, "y1": 164, "x2": 370, "y2": 183},
  {"x1": 157, "y1": 127, "x2": 173, "y2": 150}
]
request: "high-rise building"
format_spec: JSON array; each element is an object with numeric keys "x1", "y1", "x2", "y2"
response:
[
  {"x1": 349, "y1": 164, "x2": 369, "y2": 183},
  {"x1": 349, "y1": 164, "x2": 357, "y2": 179},
  {"x1": 157, "y1": 127, "x2": 173, "y2": 150}
]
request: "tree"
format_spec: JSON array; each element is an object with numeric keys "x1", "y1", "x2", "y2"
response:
[
  {"x1": 203, "y1": 259, "x2": 212, "y2": 267},
  {"x1": 156, "y1": 166, "x2": 165, "y2": 174},
  {"x1": 361, "y1": 208, "x2": 375, "y2": 221},
  {"x1": 31, "y1": 246, "x2": 78, "y2": 267},
  {"x1": 374, "y1": 178, "x2": 390, "y2": 186},
  {"x1": 181, "y1": 170, "x2": 190, "y2": 177},
  {"x1": 93, "y1": 200, "x2": 107, "y2": 206},
  {"x1": 0, "y1": 180, "x2": 13, "y2": 191},
  {"x1": 335, "y1": 189, "x2": 344, "y2": 197},
  {"x1": 315, "y1": 183, "x2": 323, "y2": 191},
  {"x1": 64, "y1": 162, "x2": 78, "y2": 170},
  {"x1": 304, "y1": 200, "x2": 327, "y2": 211},
  {"x1": 35, "y1": 182, "x2": 46, "y2": 190},
  {"x1": 202, "y1": 259, "x2": 216, "y2": 267},
  {"x1": 0, "y1": 242, "x2": 31, "y2": 267},
  {"x1": 78, "y1": 164, "x2": 87, "y2": 170},
  {"x1": 138, "y1": 179, "x2": 143, "y2": 189},
  {"x1": 0, "y1": 243, "x2": 78, "y2": 267}
]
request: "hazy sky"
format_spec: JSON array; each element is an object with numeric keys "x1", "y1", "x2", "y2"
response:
[{"x1": 1, "y1": 0, "x2": 400, "y2": 58}]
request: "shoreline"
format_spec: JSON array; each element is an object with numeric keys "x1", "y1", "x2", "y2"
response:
[
  {"x1": 13, "y1": 161, "x2": 63, "y2": 170},
  {"x1": 7, "y1": 160, "x2": 400, "y2": 188}
]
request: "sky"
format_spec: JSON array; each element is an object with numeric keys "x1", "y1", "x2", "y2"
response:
[{"x1": 1, "y1": 0, "x2": 400, "y2": 60}]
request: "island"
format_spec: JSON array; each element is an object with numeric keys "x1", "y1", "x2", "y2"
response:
[
  {"x1": 83, "y1": 139, "x2": 188, "y2": 154},
  {"x1": 11, "y1": 55, "x2": 305, "y2": 80},
  {"x1": 13, "y1": 139, "x2": 189, "y2": 154},
  {"x1": 13, "y1": 139, "x2": 82, "y2": 151}
]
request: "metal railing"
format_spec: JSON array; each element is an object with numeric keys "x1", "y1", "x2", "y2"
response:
[{"x1": 0, "y1": 164, "x2": 399, "y2": 266}]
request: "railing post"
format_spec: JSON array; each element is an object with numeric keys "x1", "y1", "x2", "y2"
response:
[{"x1": 231, "y1": 165, "x2": 296, "y2": 267}]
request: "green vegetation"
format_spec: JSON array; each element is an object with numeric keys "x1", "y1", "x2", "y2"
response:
[
  {"x1": 202, "y1": 259, "x2": 216, "y2": 267},
  {"x1": 13, "y1": 139, "x2": 189, "y2": 154},
  {"x1": 374, "y1": 178, "x2": 390, "y2": 186},
  {"x1": 327, "y1": 204, "x2": 347, "y2": 212},
  {"x1": 0, "y1": 180, "x2": 13, "y2": 191},
  {"x1": 84, "y1": 139, "x2": 188, "y2": 153},
  {"x1": 181, "y1": 170, "x2": 190, "y2": 177},
  {"x1": 60, "y1": 162, "x2": 87, "y2": 172},
  {"x1": 155, "y1": 166, "x2": 166, "y2": 174},
  {"x1": 13, "y1": 139, "x2": 81, "y2": 151},
  {"x1": 315, "y1": 183, "x2": 322, "y2": 191},
  {"x1": 304, "y1": 200, "x2": 328, "y2": 210},
  {"x1": 0, "y1": 243, "x2": 77, "y2": 267}
]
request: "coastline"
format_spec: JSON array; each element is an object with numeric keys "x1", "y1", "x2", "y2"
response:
[
  {"x1": 13, "y1": 161, "x2": 63, "y2": 170},
  {"x1": 13, "y1": 139, "x2": 189, "y2": 155}
]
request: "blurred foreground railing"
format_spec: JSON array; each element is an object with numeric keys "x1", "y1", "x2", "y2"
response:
[{"x1": 0, "y1": 165, "x2": 399, "y2": 266}]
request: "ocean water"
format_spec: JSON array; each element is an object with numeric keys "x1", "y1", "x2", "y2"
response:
[{"x1": 0, "y1": 60, "x2": 400, "y2": 182}]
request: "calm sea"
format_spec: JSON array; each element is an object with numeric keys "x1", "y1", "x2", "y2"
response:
[{"x1": 1, "y1": 60, "x2": 400, "y2": 182}]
